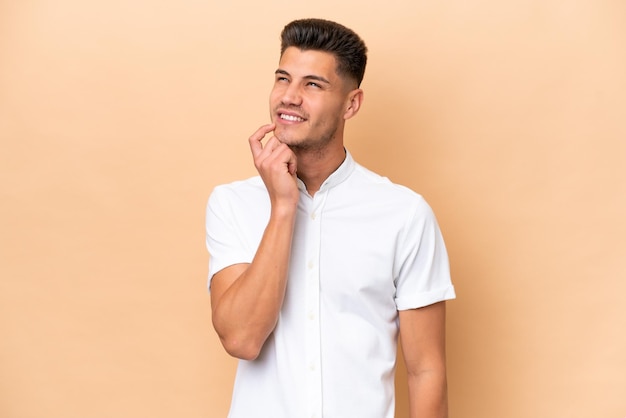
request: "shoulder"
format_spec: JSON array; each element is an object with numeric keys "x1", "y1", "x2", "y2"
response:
[
  {"x1": 209, "y1": 176, "x2": 265, "y2": 199},
  {"x1": 211, "y1": 175, "x2": 264, "y2": 192},
  {"x1": 350, "y1": 162, "x2": 430, "y2": 209},
  {"x1": 207, "y1": 176, "x2": 267, "y2": 210}
]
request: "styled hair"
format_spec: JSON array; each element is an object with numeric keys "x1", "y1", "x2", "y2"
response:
[{"x1": 280, "y1": 18, "x2": 368, "y2": 87}]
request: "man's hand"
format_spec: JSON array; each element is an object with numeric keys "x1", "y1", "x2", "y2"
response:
[{"x1": 248, "y1": 124, "x2": 299, "y2": 210}]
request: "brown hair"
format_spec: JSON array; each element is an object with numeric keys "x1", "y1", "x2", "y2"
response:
[{"x1": 280, "y1": 18, "x2": 368, "y2": 87}]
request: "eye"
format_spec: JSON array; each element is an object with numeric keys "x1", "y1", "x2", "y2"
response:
[{"x1": 307, "y1": 81, "x2": 321, "y2": 88}]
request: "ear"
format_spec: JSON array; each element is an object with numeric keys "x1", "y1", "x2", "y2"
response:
[{"x1": 343, "y1": 89, "x2": 364, "y2": 120}]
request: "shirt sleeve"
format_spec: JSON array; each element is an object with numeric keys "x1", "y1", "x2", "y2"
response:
[
  {"x1": 205, "y1": 186, "x2": 255, "y2": 291},
  {"x1": 394, "y1": 197, "x2": 456, "y2": 310}
]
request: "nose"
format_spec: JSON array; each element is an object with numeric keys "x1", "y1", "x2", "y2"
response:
[{"x1": 280, "y1": 82, "x2": 303, "y2": 107}]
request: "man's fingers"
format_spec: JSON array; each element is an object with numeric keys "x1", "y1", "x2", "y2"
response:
[
  {"x1": 248, "y1": 123, "x2": 297, "y2": 183},
  {"x1": 284, "y1": 147, "x2": 297, "y2": 175},
  {"x1": 248, "y1": 123, "x2": 276, "y2": 158},
  {"x1": 287, "y1": 157, "x2": 297, "y2": 176}
]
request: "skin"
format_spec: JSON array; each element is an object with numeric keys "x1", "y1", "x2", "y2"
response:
[
  {"x1": 210, "y1": 46, "x2": 449, "y2": 418},
  {"x1": 400, "y1": 302, "x2": 449, "y2": 418}
]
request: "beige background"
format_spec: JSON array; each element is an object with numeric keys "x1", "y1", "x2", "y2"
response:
[{"x1": 1, "y1": 1, "x2": 625, "y2": 417}]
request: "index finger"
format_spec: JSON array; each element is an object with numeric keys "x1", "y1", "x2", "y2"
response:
[{"x1": 248, "y1": 123, "x2": 276, "y2": 158}]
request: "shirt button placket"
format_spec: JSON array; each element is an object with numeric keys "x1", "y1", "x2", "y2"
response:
[{"x1": 305, "y1": 193, "x2": 324, "y2": 418}]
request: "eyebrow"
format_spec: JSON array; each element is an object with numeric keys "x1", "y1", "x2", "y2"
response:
[{"x1": 275, "y1": 69, "x2": 331, "y2": 85}]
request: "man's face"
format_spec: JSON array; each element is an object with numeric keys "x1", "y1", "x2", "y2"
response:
[{"x1": 269, "y1": 47, "x2": 354, "y2": 151}]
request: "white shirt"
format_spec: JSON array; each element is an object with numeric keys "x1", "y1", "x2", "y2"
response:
[{"x1": 206, "y1": 151, "x2": 455, "y2": 418}]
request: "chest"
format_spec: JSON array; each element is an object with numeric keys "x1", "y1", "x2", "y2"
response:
[{"x1": 288, "y1": 195, "x2": 407, "y2": 307}]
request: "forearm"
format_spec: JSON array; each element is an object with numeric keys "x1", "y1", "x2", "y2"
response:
[
  {"x1": 212, "y1": 208, "x2": 296, "y2": 359},
  {"x1": 407, "y1": 369, "x2": 448, "y2": 418}
]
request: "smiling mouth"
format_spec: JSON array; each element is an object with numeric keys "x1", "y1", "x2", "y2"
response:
[{"x1": 279, "y1": 113, "x2": 305, "y2": 122}]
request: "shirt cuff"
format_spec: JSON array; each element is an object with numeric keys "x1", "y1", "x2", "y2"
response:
[{"x1": 395, "y1": 285, "x2": 456, "y2": 310}]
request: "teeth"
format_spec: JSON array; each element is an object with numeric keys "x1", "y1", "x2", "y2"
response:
[{"x1": 280, "y1": 114, "x2": 304, "y2": 122}]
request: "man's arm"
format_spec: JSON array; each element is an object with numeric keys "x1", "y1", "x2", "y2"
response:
[
  {"x1": 210, "y1": 124, "x2": 299, "y2": 361},
  {"x1": 399, "y1": 301, "x2": 449, "y2": 418}
]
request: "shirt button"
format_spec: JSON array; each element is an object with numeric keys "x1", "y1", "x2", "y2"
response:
[
  {"x1": 308, "y1": 261, "x2": 314, "y2": 270},
  {"x1": 308, "y1": 312, "x2": 315, "y2": 320},
  {"x1": 310, "y1": 212, "x2": 316, "y2": 220},
  {"x1": 309, "y1": 363, "x2": 316, "y2": 371}
]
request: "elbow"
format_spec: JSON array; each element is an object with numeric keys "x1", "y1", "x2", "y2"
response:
[
  {"x1": 220, "y1": 335, "x2": 264, "y2": 360},
  {"x1": 211, "y1": 311, "x2": 271, "y2": 360}
]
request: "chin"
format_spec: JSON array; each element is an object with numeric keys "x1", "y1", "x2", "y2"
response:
[{"x1": 274, "y1": 127, "x2": 299, "y2": 145}]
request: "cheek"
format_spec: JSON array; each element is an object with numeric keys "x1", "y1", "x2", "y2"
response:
[
  {"x1": 316, "y1": 102, "x2": 344, "y2": 123},
  {"x1": 269, "y1": 86, "x2": 282, "y2": 105}
]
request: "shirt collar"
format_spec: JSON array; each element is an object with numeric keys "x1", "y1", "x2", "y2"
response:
[{"x1": 296, "y1": 149, "x2": 355, "y2": 193}]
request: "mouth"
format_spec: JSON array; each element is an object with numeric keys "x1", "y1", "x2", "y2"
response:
[{"x1": 278, "y1": 111, "x2": 306, "y2": 123}]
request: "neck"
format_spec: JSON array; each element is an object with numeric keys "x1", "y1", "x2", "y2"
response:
[{"x1": 294, "y1": 144, "x2": 346, "y2": 196}]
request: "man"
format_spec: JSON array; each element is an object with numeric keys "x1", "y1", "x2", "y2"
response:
[{"x1": 206, "y1": 18, "x2": 455, "y2": 418}]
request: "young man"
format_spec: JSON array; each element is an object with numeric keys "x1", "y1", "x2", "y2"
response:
[{"x1": 206, "y1": 18, "x2": 455, "y2": 418}]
